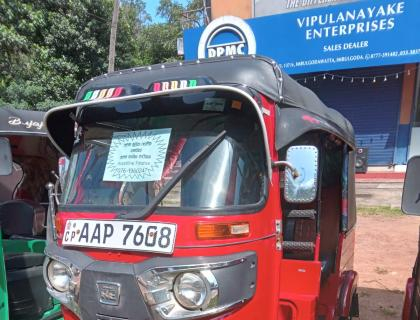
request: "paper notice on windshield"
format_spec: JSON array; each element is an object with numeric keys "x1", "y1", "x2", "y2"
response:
[
  {"x1": 103, "y1": 128, "x2": 171, "y2": 182},
  {"x1": 203, "y1": 98, "x2": 225, "y2": 112}
]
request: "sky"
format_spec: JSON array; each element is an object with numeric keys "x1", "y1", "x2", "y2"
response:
[{"x1": 145, "y1": 0, "x2": 190, "y2": 23}]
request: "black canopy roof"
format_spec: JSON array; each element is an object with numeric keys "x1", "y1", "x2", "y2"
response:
[
  {"x1": 0, "y1": 107, "x2": 46, "y2": 136},
  {"x1": 47, "y1": 55, "x2": 355, "y2": 156}
]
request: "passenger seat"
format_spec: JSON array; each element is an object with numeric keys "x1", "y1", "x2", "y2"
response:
[{"x1": 0, "y1": 200, "x2": 53, "y2": 320}]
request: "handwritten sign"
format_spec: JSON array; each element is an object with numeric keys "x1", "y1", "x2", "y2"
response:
[{"x1": 103, "y1": 129, "x2": 171, "y2": 182}]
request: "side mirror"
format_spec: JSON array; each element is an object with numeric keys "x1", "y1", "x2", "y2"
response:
[
  {"x1": 402, "y1": 156, "x2": 420, "y2": 215},
  {"x1": 58, "y1": 156, "x2": 69, "y2": 188},
  {"x1": 0, "y1": 137, "x2": 12, "y2": 176},
  {"x1": 284, "y1": 145, "x2": 319, "y2": 203}
]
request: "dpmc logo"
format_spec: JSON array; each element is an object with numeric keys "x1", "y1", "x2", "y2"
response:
[{"x1": 198, "y1": 16, "x2": 257, "y2": 59}]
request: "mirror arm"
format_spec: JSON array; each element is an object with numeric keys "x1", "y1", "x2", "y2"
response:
[
  {"x1": 51, "y1": 170, "x2": 61, "y2": 205},
  {"x1": 272, "y1": 161, "x2": 300, "y2": 178},
  {"x1": 46, "y1": 182, "x2": 57, "y2": 241}
]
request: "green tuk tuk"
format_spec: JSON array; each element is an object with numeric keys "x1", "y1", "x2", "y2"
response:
[{"x1": 0, "y1": 107, "x2": 62, "y2": 320}]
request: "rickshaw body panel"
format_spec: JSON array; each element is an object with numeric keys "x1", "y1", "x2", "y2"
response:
[{"x1": 52, "y1": 188, "x2": 282, "y2": 319}]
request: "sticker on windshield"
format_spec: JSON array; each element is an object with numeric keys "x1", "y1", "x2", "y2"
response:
[
  {"x1": 203, "y1": 98, "x2": 225, "y2": 112},
  {"x1": 103, "y1": 128, "x2": 171, "y2": 182}
]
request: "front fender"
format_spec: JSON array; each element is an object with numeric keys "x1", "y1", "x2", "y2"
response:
[
  {"x1": 337, "y1": 270, "x2": 358, "y2": 318},
  {"x1": 402, "y1": 278, "x2": 415, "y2": 320}
]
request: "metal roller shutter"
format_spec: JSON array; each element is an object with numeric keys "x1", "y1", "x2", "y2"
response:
[{"x1": 301, "y1": 65, "x2": 404, "y2": 166}]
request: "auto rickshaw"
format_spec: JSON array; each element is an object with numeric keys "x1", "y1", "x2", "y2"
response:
[
  {"x1": 401, "y1": 156, "x2": 420, "y2": 320},
  {"x1": 0, "y1": 107, "x2": 62, "y2": 320},
  {"x1": 42, "y1": 55, "x2": 359, "y2": 320}
]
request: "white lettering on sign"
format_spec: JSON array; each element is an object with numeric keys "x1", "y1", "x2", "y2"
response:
[
  {"x1": 296, "y1": 2, "x2": 405, "y2": 40},
  {"x1": 8, "y1": 116, "x2": 43, "y2": 130},
  {"x1": 255, "y1": 0, "x2": 358, "y2": 16},
  {"x1": 103, "y1": 128, "x2": 171, "y2": 182},
  {"x1": 287, "y1": 0, "x2": 345, "y2": 10},
  {"x1": 198, "y1": 16, "x2": 256, "y2": 58},
  {"x1": 207, "y1": 44, "x2": 246, "y2": 58}
]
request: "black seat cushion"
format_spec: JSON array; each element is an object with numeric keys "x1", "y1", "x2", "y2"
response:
[
  {"x1": 5, "y1": 253, "x2": 45, "y2": 271},
  {"x1": 0, "y1": 200, "x2": 45, "y2": 237},
  {"x1": 7, "y1": 265, "x2": 53, "y2": 320}
]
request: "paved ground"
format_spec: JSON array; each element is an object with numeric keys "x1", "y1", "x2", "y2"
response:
[
  {"x1": 355, "y1": 214, "x2": 420, "y2": 320},
  {"x1": 356, "y1": 180, "x2": 403, "y2": 208}
]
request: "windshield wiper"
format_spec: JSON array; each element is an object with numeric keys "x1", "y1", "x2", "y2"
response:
[{"x1": 120, "y1": 130, "x2": 227, "y2": 220}]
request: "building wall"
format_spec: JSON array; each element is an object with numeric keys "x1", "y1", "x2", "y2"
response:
[
  {"x1": 211, "y1": 0, "x2": 252, "y2": 19},
  {"x1": 302, "y1": 66, "x2": 405, "y2": 165},
  {"x1": 408, "y1": 66, "x2": 420, "y2": 159},
  {"x1": 210, "y1": 0, "x2": 359, "y2": 19},
  {"x1": 395, "y1": 64, "x2": 417, "y2": 163}
]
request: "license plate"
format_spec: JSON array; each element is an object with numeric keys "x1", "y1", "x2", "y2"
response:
[{"x1": 62, "y1": 219, "x2": 177, "y2": 254}]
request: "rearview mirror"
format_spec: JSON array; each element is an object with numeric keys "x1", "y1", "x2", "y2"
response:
[
  {"x1": 402, "y1": 156, "x2": 420, "y2": 215},
  {"x1": 58, "y1": 156, "x2": 69, "y2": 188},
  {"x1": 0, "y1": 137, "x2": 12, "y2": 176},
  {"x1": 284, "y1": 145, "x2": 319, "y2": 203}
]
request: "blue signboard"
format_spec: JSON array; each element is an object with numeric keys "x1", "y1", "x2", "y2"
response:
[{"x1": 184, "y1": 0, "x2": 420, "y2": 74}]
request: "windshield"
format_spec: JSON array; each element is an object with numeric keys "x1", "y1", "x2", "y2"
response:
[{"x1": 61, "y1": 93, "x2": 267, "y2": 213}]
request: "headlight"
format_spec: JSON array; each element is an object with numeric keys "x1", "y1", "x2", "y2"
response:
[
  {"x1": 138, "y1": 268, "x2": 219, "y2": 319},
  {"x1": 47, "y1": 260, "x2": 71, "y2": 292},
  {"x1": 174, "y1": 273, "x2": 207, "y2": 310}
]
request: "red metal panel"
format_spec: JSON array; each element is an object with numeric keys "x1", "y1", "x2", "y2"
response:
[
  {"x1": 279, "y1": 260, "x2": 321, "y2": 295},
  {"x1": 339, "y1": 228, "x2": 356, "y2": 272},
  {"x1": 278, "y1": 260, "x2": 321, "y2": 320}
]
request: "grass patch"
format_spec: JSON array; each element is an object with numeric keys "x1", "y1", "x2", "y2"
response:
[{"x1": 357, "y1": 206, "x2": 403, "y2": 217}]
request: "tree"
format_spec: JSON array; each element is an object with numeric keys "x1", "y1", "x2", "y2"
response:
[
  {"x1": 115, "y1": 0, "x2": 150, "y2": 68},
  {"x1": 135, "y1": 0, "x2": 206, "y2": 65},
  {"x1": 0, "y1": 0, "x2": 149, "y2": 110},
  {"x1": 0, "y1": 0, "x2": 113, "y2": 109},
  {"x1": 0, "y1": 0, "x2": 199, "y2": 110}
]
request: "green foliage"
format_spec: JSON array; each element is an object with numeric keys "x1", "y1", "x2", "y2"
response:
[
  {"x1": 136, "y1": 0, "x2": 205, "y2": 65},
  {"x1": 115, "y1": 0, "x2": 150, "y2": 68},
  {"x1": 0, "y1": 0, "x2": 114, "y2": 109},
  {"x1": 0, "y1": 0, "x2": 201, "y2": 110}
]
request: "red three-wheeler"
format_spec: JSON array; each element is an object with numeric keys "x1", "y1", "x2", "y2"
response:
[{"x1": 42, "y1": 55, "x2": 359, "y2": 320}]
